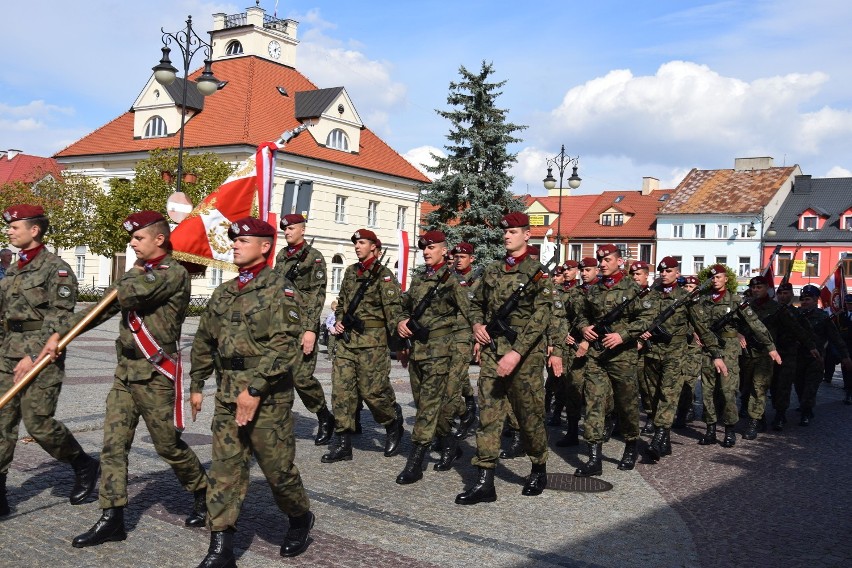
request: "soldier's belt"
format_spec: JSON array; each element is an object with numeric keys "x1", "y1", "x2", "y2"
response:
[
  {"x1": 719, "y1": 331, "x2": 739, "y2": 338},
  {"x1": 507, "y1": 317, "x2": 527, "y2": 327},
  {"x1": 7, "y1": 320, "x2": 43, "y2": 332},
  {"x1": 220, "y1": 356, "x2": 263, "y2": 370},
  {"x1": 361, "y1": 320, "x2": 386, "y2": 329},
  {"x1": 122, "y1": 343, "x2": 178, "y2": 360},
  {"x1": 422, "y1": 326, "x2": 455, "y2": 341}
]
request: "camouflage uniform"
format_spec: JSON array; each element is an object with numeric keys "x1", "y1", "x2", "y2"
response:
[
  {"x1": 400, "y1": 265, "x2": 470, "y2": 444},
  {"x1": 448, "y1": 269, "x2": 478, "y2": 426},
  {"x1": 273, "y1": 243, "x2": 330, "y2": 414},
  {"x1": 794, "y1": 307, "x2": 850, "y2": 417},
  {"x1": 332, "y1": 260, "x2": 402, "y2": 432},
  {"x1": 697, "y1": 292, "x2": 774, "y2": 426},
  {"x1": 548, "y1": 282, "x2": 585, "y2": 420},
  {"x1": 190, "y1": 267, "x2": 310, "y2": 531},
  {"x1": 0, "y1": 247, "x2": 85, "y2": 475},
  {"x1": 575, "y1": 274, "x2": 651, "y2": 443},
  {"x1": 470, "y1": 255, "x2": 552, "y2": 469}
]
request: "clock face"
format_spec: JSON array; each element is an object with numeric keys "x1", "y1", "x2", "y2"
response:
[{"x1": 268, "y1": 40, "x2": 281, "y2": 59}]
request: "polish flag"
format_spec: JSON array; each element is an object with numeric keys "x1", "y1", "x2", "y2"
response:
[
  {"x1": 820, "y1": 265, "x2": 847, "y2": 314},
  {"x1": 397, "y1": 230, "x2": 409, "y2": 291}
]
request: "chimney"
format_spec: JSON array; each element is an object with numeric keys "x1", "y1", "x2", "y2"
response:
[
  {"x1": 641, "y1": 177, "x2": 659, "y2": 195},
  {"x1": 734, "y1": 157, "x2": 774, "y2": 171},
  {"x1": 6, "y1": 149, "x2": 22, "y2": 160},
  {"x1": 794, "y1": 174, "x2": 812, "y2": 194}
]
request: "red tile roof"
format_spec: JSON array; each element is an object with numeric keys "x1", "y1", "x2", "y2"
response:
[
  {"x1": 0, "y1": 152, "x2": 63, "y2": 185},
  {"x1": 55, "y1": 56, "x2": 429, "y2": 183},
  {"x1": 659, "y1": 166, "x2": 798, "y2": 214},
  {"x1": 526, "y1": 195, "x2": 598, "y2": 239},
  {"x1": 570, "y1": 190, "x2": 670, "y2": 239}
]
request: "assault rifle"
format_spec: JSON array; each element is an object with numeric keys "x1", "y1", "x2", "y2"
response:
[
  {"x1": 709, "y1": 298, "x2": 751, "y2": 348},
  {"x1": 485, "y1": 261, "x2": 555, "y2": 352},
  {"x1": 340, "y1": 251, "x2": 389, "y2": 343},
  {"x1": 401, "y1": 268, "x2": 453, "y2": 350},
  {"x1": 644, "y1": 279, "x2": 713, "y2": 345},
  {"x1": 589, "y1": 285, "x2": 653, "y2": 351},
  {"x1": 284, "y1": 237, "x2": 315, "y2": 282}
]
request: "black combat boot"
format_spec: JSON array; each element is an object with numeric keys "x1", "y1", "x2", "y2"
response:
[
  {"x1": 673, "y1": 406, "x2": 688, "y2": 429},
  {"x1": 499, "y1": 429, "x2": 525, "y2": 459},
  {"x1": 661, "y1": 429, "x2": 672, "y2": 456},
  {"x1": 522, "y1": 463, "x2": 547, "y2": 496},
  {"x1": 185, "y1": 488, "x2": 207, "y2": 527},
  {"x1": 640, "y1": 417, "x2": 656, "y2": 435},
  {"x1": 648, "y1": 427, "x2": 665, "y2": 461},
  {"x1": 196, "y1": 529, "x2": 236, "y2": 568},
  {"x1": 314, "y1": 407, "x2": 335, "y2": 446},
  {"x1": 698, "y1": 423, "x2": 718, "y2": 445},
  {"x1": 555, "y1": 416, "x2": 580, "y2": 447},
  {"x1": 603, "y1": 413, "x2": 617, "y2": 442},
  {"x1": 617, "y1": 440, "x2": 639, "y2": 471},
  {"x1": 574, "y1": 443, "x2": 603, "y2": 477},
  {"x1": 281, "y1": 511, "x2": 315, "y2": 557},
  {"x1": 396, "y1": 443, "x2": 429, "y2": 484},
  {"x1": 721, "y1": 425, "x2": 736, "y2": 447},
  {"x1": 384, "y1": 404, "x2": 404, "y2": 457},
  {"x1": 456, "y1": 395, "x2": 477, "y2": 439},
  {"x1": 434, "y1": 434, "x2": 462, "y2": 471},
  {"x1": 743, "y1": 418, "x2": 759, "y2": 440},
  {"x1": 547, "y1": 402, "x2": 564, "y2": 426},
  {"x1": 757, "y1": 415, "x2": 767, "y2": 432},
  {"x1": 0, "y1": 473, "x2": 9, "y2": 516},
  {"x1": 321, "y1": 432, "x2": 352, "y2": 463},
  {"x1": 455, "y1": 467, "x2": 496, "y2": 505},
  {"x1": 799, "y1": 407, "x2": 813, "y2": 426},
  {"x1": 69, "y1": 451, "x2": 100, "y2": 505},
  {"x1": 772, "y1": 410, "x2": 786, "y2": 431},
  {"x1": 72, "y1": 507, "x2": 127, "y2": 548}
]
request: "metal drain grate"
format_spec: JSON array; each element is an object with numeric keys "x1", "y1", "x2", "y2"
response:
[{"x1": 545, "y1": 473, "x2": 613, "y2": 492}]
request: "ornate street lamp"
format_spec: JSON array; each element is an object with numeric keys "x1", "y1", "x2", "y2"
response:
[
  {"x1": 543, "y1": 146, "x2": 581, "y2": 264},
  {"x1": 152, "y1": 15, "x2": 221, "y2": 195}
]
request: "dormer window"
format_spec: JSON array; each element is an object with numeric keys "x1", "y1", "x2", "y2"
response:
[
  {"x1": 613, "y1": 213, "x2": 624, "y2": 226},
  {"x1": 143, "y1": 116, "x2": 167, "y2": 138},
  {"x1": 601, "y1": 213, "x2": 612, "y2": 226},
  {"x1": 844, "y1": 214, "x2": 852, "y2": 231},
  {"x1": 801, "y1": 215, "x2": 817, "y2": 230},
  {"x1": 327, "y1": 129, "x2": 350, "y2": 151},
  {"x1": 226, "y1": 41, "x2": 243, "y2": 55}
]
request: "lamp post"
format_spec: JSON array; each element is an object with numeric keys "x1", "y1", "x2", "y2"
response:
[
  {"x1": 152, "y1": 15, "x2": 221, "y2": 195},
  {"x1": 542, "y1": 146, "x2": 581, "y2": 265},
  {"x1": 748, "y1": 211, "x2": 777, "y2": 273}
]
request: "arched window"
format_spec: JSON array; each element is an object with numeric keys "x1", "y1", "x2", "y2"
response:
[
  {"x1": 326, "y1": 129, "x2": 350, "y2": 151},
  {"x1": 226, "y1": 41, "x2": 243, "y2": 55},
  {"x1": 331, "y1": 254, "x2": 344, "y2": 292},
  {"x1": 143, "y1": 116, "x2": 167, "y2": 138}
]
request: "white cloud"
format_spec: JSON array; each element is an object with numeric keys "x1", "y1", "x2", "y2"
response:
[
  {"x1": 825, "y1": 166, "x2": 852, "y2": 178},
  {"x1": 402, "y1": 146, "x2": 444, "y2": 179}
]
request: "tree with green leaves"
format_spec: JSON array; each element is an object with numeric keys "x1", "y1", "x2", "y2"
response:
[
  {"x1": 697, "y1": 265, "x2": 740, "y2": 293},
  {"x1": 88, "y1": 149, "x2": 233, "y2": 257},
  {"x1": 421, "y1": 61, "x2": 527, "y2": 266}
]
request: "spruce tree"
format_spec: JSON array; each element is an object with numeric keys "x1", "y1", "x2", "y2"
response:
[{"x1": 421, "y1": 61, "x2": 527, "y2": 265}]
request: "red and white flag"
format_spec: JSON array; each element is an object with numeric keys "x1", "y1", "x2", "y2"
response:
[
  {"x1": 397, "y1": 230, "x2": 409, "y2": 291},
  {"x1": 820, "y1": 265, "x2": 847, "y2": 314}
]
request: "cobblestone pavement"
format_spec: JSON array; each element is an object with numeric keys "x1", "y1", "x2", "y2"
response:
[{"x1": 1, "y1": 314, "x2": 850, "y2": 567}]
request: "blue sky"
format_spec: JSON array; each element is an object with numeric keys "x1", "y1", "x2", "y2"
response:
[{"x1": 3, "y1": 1, "x2": 852, "y2": 196}]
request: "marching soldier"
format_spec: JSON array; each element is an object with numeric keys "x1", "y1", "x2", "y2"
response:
[
  {"x1": 456, "y1": 212, "x2": 554, "y2": 504},
  {"x1": 449, "y1": 242, "x2": 479, "y2": 440},
  {"x1": 794, "y1": 284, "x2": 852, "y2": 425},
  {"x1": 575, "y1": 245, "x2": 651, "y2": 476},
  {"x1": 274, "y1": 214, "x2": 335, "y2": 445},
  {"x1": 673, "y1": 275, "x2": 704, "y2": 429},
  {"x1": 189, "y1": 217, "x2": 314, "y2": 564},
  {"x1": 40, "y1": 211, "x2": 208, "y2": 546},
  {"x1": 696, "y1": 265, "x2": 776, "y2": 447},
  {"x1": 545, "y1": 265, "x2": 567, "y2": 422},
  {"x1": 552, "y1": 260, "x2": 586, "y2": 447},
  {"x1": 395, "y1": 231, "x2": 470, "y2": 483},
  {"x1": 770, "y1": 282, "x2": 808, "y2": 429},
  {"x1": 0, "y1": 205, "x2": 99, "y2": 517},
  {"x1": 322, "y1": 229, "x2": 405, "y2": 463},
  {"x1": 629, "y1": 261, "x2": 655, "y2": 434}
]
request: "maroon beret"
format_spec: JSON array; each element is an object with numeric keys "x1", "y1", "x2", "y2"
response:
[
  {"x1": 629, "y1": 261, "x2": 649, "y2": 273},
  {"x1": 227, "y1": 217, "x2": 275, "y2": 240},
  {"x1": 657, "y1": 256, "x2": 679, "y2": 271},
  {"x1": 351, "y1": 229, "x2": 378, "y2": 243},
  {"x1": 777, "y1": 282, "x2": 793, "y2": 292},
  {"x1": 375, "y1": 238, "x2": 382, "y2": 249},
  {"x1": 3, "y1": 204, "x2": 45, "y2": 222},
  {"x1": 417, "y1": 230, "x2": 446, "y2": 250},
  {"x1": 451, "y1": 242, "x2": 474, "y2": 255},
  {"x1": 749, "y1": 275, "x2": 770, "y2": 287},
  {"x1": 800, "y1": 284, "x2": 821, "y2": 298},
  {"x1": 123, "y1": 210, "x2": 165, "y2": 233},
  {"x1": 708, "y1": 264, "x2": 728, "y2": 276},
  {"x1": 528, "y1": 245, "x2": 541, "y2": 256},
  {"x1": 684, "y1": 275, "x2": 699, "y2": 285},
  {"x1": 563, "y1": 260, "x2": 579, "y2": 269},
  {"x1": 579, "y1": 257, "x2": 599, "y2": 269},
  {"x1": 596, "y1": 244, "x2": 618, "y2": 259},
  {"x1": 499, "y1": 212, "x2": 529, "y2": 229},
  {"x1": 554, "y1": 266, "x2": 566, "y2": 274},
  {"x1": 279, "y1": 213, "x2": 306, "y2": 229}
]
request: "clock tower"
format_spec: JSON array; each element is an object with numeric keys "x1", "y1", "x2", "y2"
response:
[{"x1": 210, "y1": 5, "x2": 299, "y2": 67}]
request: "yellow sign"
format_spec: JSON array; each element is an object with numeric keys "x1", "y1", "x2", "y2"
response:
[
  {"x1": 792, "y1": 260, "x2": 807, "y2": 273},
  {"x1": 528, "y1": 214, "x2": 545, "y2": 226}
]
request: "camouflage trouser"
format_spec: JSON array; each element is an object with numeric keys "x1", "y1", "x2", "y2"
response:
[
  {"x1": 794, "y1": 352, "x2": 822, "y2": 412},
  {"x1": 472, "y1": 348, "x2": 547, "y2": 469},
  {"x1": 0, "y1": 356, "x2": 82, "y2": 474},
  {"x1": 646, "y1": 352, "x2": 687, "y2": 428},
  {"x1": 582, "y1": 356, "x2": 640, "y2": 443},
  {"x1": 293, "y1": 347, "x2": 329, "y2": 414},
  {"x1": 681, "y1": 345, "x2": 703, "y2": 391},
  {"x1": 331, "y1": 345, "x2": 396, "y2": 432},
  {"x1": 207, "y1": 396, "x2": 309, "y2": 531},
  {"x1": 641, "y1": 354, "x2": 661, "y2": 420},
  {"x1": 770, "y1": 350, "x2": 798, "y2": 412},
  {"x1": 740, "y1": 353, "x2": 774, "y2": 420},
  {"x1": 447, "y1": 340, "x2": 473, "y2": 418},
  {"x1": 700, "y1": 342, "x2": 741, "y2": 426},
  {"x1": 559, "y1": 353, "x2": 585, "y2": 418},
  {"x1": 99, "y1": 373, "x2": 207, "y2": 508},
  {"x1": 636, "y1": 351, "x2": 653, "y2": 413},
  {"x1": 409, "y1": 355, "x2": 454, "y2": 444}
]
